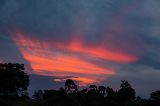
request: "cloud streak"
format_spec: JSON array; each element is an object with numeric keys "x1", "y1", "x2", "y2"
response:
[{"x1": 11, "y1": 30, "x2": 117, "y2": 85}]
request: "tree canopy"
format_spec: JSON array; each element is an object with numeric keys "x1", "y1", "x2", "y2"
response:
[
  {"x1": 0, "y1": 63, "x2": 160, "y2": 106},
  {"x1": 0, "y1": 63, "x2": 29, "y2": 96}
]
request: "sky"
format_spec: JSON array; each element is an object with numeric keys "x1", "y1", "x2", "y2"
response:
[{"x1": 0, "y1": 0, "x2": 160, "y2": 97}]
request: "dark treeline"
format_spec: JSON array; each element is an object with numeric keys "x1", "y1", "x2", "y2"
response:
[{"x1": 0, "y1": 63, "x2": 160, "y2": 106}]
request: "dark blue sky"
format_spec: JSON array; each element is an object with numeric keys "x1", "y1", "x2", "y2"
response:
[{"x1": 0, "y1": 0, "x2": 160, "y2": 97}]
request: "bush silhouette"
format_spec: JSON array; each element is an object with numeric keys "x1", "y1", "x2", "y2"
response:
[{"x1": 0, "y1": 63, "x2": 29, "y2": 96}]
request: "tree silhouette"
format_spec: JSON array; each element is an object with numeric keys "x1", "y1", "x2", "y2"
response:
[
  {"x1": 43, "y1": 89, "x2": 80, "y2": 106},
  {"x1": 106, "y1": 86, "x2": 116, "y2": 100},
  {"x1": 65, "y1": 79, "x2": 78, "y2": 93},
  {"x1": 32, "y1": 90, "x2": 43, "y2": 100},
  {"x1": 150, "y1": 90, "x2": 160, "y2": 101},
  {"x1": 89, "y1": 85, "x2": 97, "y2": 90},
  {"x1": 118, "y1": 80, "x2": 136, "y2": 103},
  {"x1": 98, "y1": 86, "x2": 106, "y2": 96},
  {"x1": 0, "y1": 63, "x2": 159, "y2": 106},
  {"x1": 0, "y1": 63, "x2": 29, "y2": 96},
  {"x1": 149, "y1": 90, "x2": 160, "y2": 106}
]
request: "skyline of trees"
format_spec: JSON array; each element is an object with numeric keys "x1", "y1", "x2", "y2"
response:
[{"x1": 0, "y1": 63, "x2": 160, "y2": 106}]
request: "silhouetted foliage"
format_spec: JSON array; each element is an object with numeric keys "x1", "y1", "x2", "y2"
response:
[
  {"x1": 149, "y1": 90, "x2": 160, "y2": 106},
  {"x1": 0, "y1": 63, "x2": 160, "y2": 106},
  {"x1": 0, "y1": 63, "x2": 29, "y2": 96},
  {"x1": 65, "y1": 79, "x2": 78, "y2": 93},
  {"x1": 32, "y1": 90, "x2": 43, "y2": 101},
  {"x1": 118, "y1": 80, "x2": 136, "y2": 103},
  {"x1": 106, "y1": 86, "x2": 117, "y2": 101},
  {"x1": 150, "y1": 90, "x2": 160, "y2": 101},
  {"x1": 89, "y1": 85, "x2": 97, "y2": 90},
  {"x1": 43, "y1": 89, "x2": 80, "y2": 106}
]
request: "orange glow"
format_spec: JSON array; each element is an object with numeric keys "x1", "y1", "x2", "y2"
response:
[
  {"x1": 11, "y1": 30, "x2": 139, "y2": 85},
  {"x1": 55, "y1": 39, "x2": 138, "y2": 63},
  {"x1": 13, "y1": 31, "x2": 52, "y2": 49},
  {"x1": 14, "y1": 31, "x2": 138, "y2": 64},
  {"x1": 11, "y1": 31, "x2": 116, "y2": 85},
  {"x1": 72, "y1": 77, "x2": 96, "y2": 86},
  {"x1": 24, "y1": 54, "x2": 114, "y2": 75},
  {"x1": 53, "y1": 77, "x2": 96, "y2": 86}
]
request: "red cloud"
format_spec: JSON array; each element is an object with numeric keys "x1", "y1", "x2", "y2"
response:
[
  {"x1": 11, "y1": 31, "x2": 117, "y2": 85},
  {"x1": 10, "y1": 26, "x2": 139, "y2": 85},
  {"x1": 55, "y1": 39, "x2": 138, "y2": 63}
]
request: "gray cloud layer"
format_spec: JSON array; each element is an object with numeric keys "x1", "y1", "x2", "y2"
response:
[{"x1": 0, "y1": 0, "x2": 160, "y2": 97}]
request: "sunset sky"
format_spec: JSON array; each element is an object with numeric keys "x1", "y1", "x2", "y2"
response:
[{"x1": 0, "y1": 0, "x2": 160, "y2": 97}]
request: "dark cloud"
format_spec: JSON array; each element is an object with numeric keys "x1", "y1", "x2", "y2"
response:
[{"x1": 0, "y1": 0, "x2": 160, "y2": 97}]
